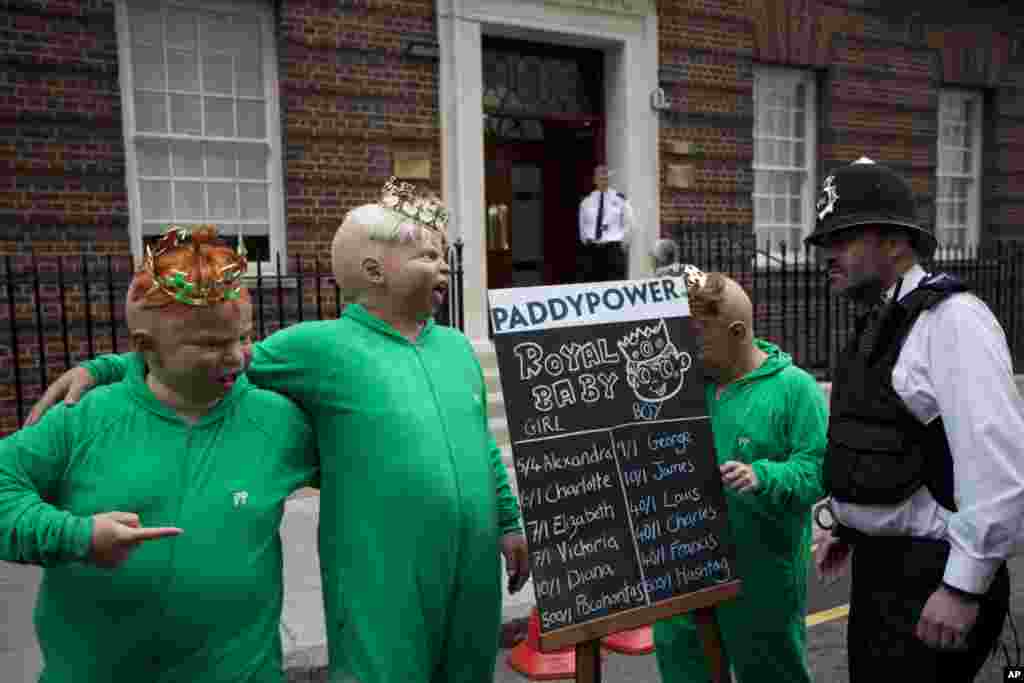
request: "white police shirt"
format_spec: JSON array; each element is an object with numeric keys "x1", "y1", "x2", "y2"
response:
[
  {"x1": 578, "y1": 188, "x2": 633, "y2": 245},
  {"x1": 832, "y1": 263, "x2": 1024, "y2": 594}
]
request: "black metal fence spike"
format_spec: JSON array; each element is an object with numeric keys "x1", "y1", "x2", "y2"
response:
[{"x1": 1, "y1": 235, "x2": 1022, "y2": 434}]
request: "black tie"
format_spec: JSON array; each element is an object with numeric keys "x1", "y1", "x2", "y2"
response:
[
  {"x1": 857, "y1": 306, "x2": 882, "y2": 349},
  {"x1": 594, "y1": 191, "x2": 605, "y2": 243}
]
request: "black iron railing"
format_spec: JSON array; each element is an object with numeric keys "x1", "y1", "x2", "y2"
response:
[
  {"x1": 0, "y1": 240, "x2": 465, "y2": 435},
  {"x1": 3, "y1": 228, "x2": 1022, "y2": 435},
  {"x1": 666, "y1": 223, "x2": 1024, "y2": 379}
]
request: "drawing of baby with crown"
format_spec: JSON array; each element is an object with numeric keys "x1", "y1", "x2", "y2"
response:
[{"x1": 618, "y1": 319, "x2": 692, "y2": 403}]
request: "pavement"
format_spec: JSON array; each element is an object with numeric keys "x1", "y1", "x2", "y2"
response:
[
  {"x1": 0, "y1": 491, "x2": 835, "y2": 683},
  {"x1": 4, "y1": 494, "x2": 1024, "y2": 682}
]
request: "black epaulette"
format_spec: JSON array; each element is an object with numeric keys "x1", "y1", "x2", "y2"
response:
[
  {"x1": 917, "y1": 272, "x2": 968, "y2": 295},
  {"x1": 862, "y1": 272, "x2": 968, "y2": 365},
  {"x1": 616, "y1": 191, "x2": 626, "y2": 200}
]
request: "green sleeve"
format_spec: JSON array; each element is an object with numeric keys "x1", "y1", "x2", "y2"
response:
[
  {"x1": 81, "y1": 352, "x2": 134, "y2": 385},
  {"x1": 491, "y1": 433, "x2": 522, "y2": 536},
  {"x1": 0, "y1": 408, "x2": 94, "y2": 566},
  {"x1": 750, "y1": 370, "x2": 827, "y2": 512},
  {"x1": 479, "y1": 361, "x2": 521, "y2": 536},
  {"x1": 245, "y1": 330, "x2": 316, "y2": 402}
]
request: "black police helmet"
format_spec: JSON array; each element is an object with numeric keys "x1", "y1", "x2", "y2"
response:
[{"x1": 804, "y1": 157, "x2": 937, "y2": 258}]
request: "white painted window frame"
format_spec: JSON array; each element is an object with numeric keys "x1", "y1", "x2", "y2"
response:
[
  {"x1": 936, "y1": 88, "x2": 983, "y2": 251},
  {"x1": 752, "y1": 66, "x2": 817, "y2": 262},
  {"x1": 114, "y1": 0, "x2": 286, "y2": 274}
]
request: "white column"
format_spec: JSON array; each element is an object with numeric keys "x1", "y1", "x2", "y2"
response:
[
  {"x1": 605, "y1": 12, "x2": 660, "y2": 280},
  {"x1": 438, "y1": 5, "x2": 489, "y2": 340}
]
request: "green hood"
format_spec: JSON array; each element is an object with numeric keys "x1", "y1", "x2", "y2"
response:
[{"x1": 734, "y1": 338, "x2": 792, "y2": 385}]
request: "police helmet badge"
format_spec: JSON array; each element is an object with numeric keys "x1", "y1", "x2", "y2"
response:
[{"x1": 816, "y1": 174, "x2": 839, "y2": 221}]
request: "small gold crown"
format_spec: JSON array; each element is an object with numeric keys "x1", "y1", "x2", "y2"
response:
[
  {"x1": 617, "y1": 320, "x2": 674, "y2": 362},
  {"x1": 379, "y1": 176, "x2": 450, "y2": 233},
  {"x1": 681, "y1": 264, "x2": 707, "y2": 291}
]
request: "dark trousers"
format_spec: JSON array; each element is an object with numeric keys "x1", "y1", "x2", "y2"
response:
[
  {"x1": 848, "y1": 535, "x2": 1009, "y2": 682},
  {"x1": 581, "y1": 242, "x2": 627, "y2": 283}
]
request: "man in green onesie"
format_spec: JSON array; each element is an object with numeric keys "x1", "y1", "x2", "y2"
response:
[
  {"x1": 27, "y1": 179, "x2": 531, "y2": 683},
  {"x1": 1, "y1": 225, "x2": 319, "y2": 682},
  {"x1": 653, "y1": 272, "x2": 826, "y2": 683}
]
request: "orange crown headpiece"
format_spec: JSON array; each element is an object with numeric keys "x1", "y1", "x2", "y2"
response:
[{"x1": 142, "y1": 225, "x2": 248, "y2": 306}]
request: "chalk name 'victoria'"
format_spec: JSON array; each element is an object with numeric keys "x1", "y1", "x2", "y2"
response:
[{"x1": 555, "y1": 531, "x2": 621, "y2": 563}]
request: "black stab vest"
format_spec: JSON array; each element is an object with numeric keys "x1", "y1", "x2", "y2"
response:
[{"x1": 826, "y1": 273, "x2": 968, "y2": 511}]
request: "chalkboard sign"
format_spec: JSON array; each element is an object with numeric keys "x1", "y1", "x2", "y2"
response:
[{"x1": 489, "y1": 277, "x2": 741, "y2": 651}]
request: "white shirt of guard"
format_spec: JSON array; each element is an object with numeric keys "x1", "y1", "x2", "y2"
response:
[
  {"x1": 832, "y1": 263, "x2": 1024, "y2": 594},
  {"x1": 578, "y1": 188, "x2": 633, "y2": 245}
]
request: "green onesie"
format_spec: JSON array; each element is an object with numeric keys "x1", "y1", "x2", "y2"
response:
[
  {"x1": 653, "y1": 339, "x2": 826, "y2": 683},
  {"x1": 83, "y1": 304, "x2": 523, "y2": 683},
  {"x1": 0, "y1": 353, "x2": 317, "y2": 683}
]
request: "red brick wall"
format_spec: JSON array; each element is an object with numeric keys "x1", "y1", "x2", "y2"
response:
[
  {"x1": 0, "y1": 0, "x2": 128, "y2": 257},
  {"x1": 0, "y1": 0, "x2": 130, "y2": 434},
  {"x1": 657, "y1": 0, "x2": 1024, "y2": 246},
  {"x1": 277, "y1": 0, "x2": 442, "y2": 264},
  {"x1": 658, "y1": 1, "x2": 754, "y2": 228}
]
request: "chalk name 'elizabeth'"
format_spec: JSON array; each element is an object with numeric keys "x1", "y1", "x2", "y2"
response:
[{"x1": 551, "y1": 499, "x2": 616, "y2": 540}]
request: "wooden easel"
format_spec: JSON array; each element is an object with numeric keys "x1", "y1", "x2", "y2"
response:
[
  {"x1": 543, "y1": 581, "x2": 740, "y2": 683},
  {"x1": 573, "y1": 607, "x2": 726, "y2": 683}
]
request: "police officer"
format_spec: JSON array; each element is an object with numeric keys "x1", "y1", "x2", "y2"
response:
[
  {"x1": 808, "y1": 157, "x2": 1024, "y2": 681},
  {"x1": 579, "y1": 164, "x2": 632, "y2": 281}
]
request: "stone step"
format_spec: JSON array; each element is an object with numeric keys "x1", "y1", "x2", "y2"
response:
[
  {"x1": 489, "y1": 415, "x2": 509, "y2": 448},
  {"x1": 471, "y1": 339, "x2": 498, "y2": 371},
  {"x1": 485, "y1": 370, "x2": 502, "y2": 394},
  {"x1": 488, "y1": 392, "x2": 505, "y2": 419},
  {"x1": 501, "y1": 444, "x2": 514, "y2": 469}
]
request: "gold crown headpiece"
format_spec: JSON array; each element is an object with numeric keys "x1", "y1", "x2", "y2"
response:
[
  {"x1": 143, "y1": 224, "x2": 248, "y2": 306},
  {"x1": 681, "y1": 264, "x2": 707, "y2": 292},
  {"x1": 378, "y1": 177, "x2": 450, "y2": 234}
]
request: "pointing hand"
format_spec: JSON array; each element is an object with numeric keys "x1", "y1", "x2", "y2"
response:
[{"x1": 89, "y1": 511, "x2": 182, "y2": 569}]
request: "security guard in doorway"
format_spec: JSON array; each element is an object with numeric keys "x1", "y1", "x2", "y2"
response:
[
  {"x1": 810, "y1": 157, "x2": 1024, "y2": 682},
  {"x1": 578, "y1": 164, "x2": 632, "y2": 282}
]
